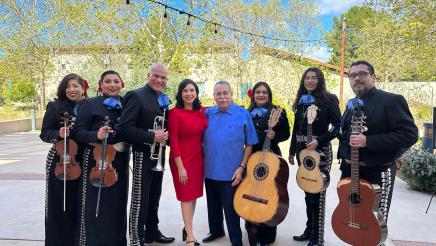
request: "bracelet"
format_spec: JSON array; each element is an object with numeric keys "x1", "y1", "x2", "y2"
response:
[{"x1": 239, "y1": 165, "x2": 246, "y2": 169}]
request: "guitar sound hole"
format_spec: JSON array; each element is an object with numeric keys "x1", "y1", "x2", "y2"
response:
[
  {"x1": 303, "y1": 156, "x2": 315, "y2": 170},
  {"x1": 349, "y1": 193, "x2": 361, "y2": 205},
  {"x1": 253, "y1": 163, "x2": 269, "y2": 181}
]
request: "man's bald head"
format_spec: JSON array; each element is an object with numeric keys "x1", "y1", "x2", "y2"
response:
[{"x1": 147, "y1": 63, "x2": 168, "y2": 93}]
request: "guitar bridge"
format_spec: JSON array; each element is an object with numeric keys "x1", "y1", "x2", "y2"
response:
[
  {"x1": 345, "y1": 222, "x2": 366, "y2": 229},
  {"x1": 242, "y1": 194, "x2": 268, "y2": 205}
]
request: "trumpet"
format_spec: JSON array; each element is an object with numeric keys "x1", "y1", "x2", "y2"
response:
[{"x1": 149, "y1": 109, "x2": 167, "y2": 171}]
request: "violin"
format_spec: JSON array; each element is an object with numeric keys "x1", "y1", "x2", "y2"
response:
[
  {"x1": 89, "y1": 116, "x2": 118, "y2": 188},
  {"x1": 54, "y1": 111, "x2": 82, "y2": 211},
  {"x1": 54, "y1": 112, "x2": 81, "y2": 181}
]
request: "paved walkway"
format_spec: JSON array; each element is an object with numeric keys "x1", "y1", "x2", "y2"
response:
[{"x1": 0, "y1": 132, "x2": 435, "y2": 245}]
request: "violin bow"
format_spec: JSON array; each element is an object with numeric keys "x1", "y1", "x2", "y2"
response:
[{"x1": 96, "y1": 117, "x2": 110, "y2": 217}]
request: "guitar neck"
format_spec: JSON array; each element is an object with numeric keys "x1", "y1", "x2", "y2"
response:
[
  {"x1": 262, "y1": 126, "x2": 272, "y2": 151},
  {"x1": 307, "y1": 124, "x2": 313, "y2": 143},
  {"x1": 350, "y1": 141, "x2": 360, "y2": 194}
]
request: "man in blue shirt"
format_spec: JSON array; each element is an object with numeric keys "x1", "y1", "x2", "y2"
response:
[{"x1": 202, "y1": 80, "x2": 259, "y2": 246}]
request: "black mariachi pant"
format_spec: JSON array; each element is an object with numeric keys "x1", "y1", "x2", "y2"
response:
[
  {"x1": 340, "y1": 161, "x2": 397, "y2": 222},
  {"x1": 129, "y1": 150, "x2": 164, "y2": 246},
  {"x1": 296, "y1": 144, "x2": 332, "y2": 244}
]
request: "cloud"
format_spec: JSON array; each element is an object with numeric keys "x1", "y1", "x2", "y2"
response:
[
  {"x1": 307, "y1": 46, "x2": 332, "y2": 62},
  {"x1": 318, "y1": 0, "x2": 365, "y2": 15}
]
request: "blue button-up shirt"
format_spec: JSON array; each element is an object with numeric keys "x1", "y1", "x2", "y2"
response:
[{"x1": 204, "y1": 103, "x2": 259, "y2": 181}]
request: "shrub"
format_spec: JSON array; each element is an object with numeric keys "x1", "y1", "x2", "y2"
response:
[{"x1": 400, "y1": 148, "x2": 436, "y2": 193}]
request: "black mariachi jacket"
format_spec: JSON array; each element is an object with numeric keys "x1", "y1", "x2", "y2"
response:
[
  {"x1": 74, "y1": 95, "x2": 128, "y2": 169},
  {"x1": 118, "y1": 84, "x2": 168, "y2": 154},
  {"x1": 40, "y1": 99, "x2": 77, "y2": 144},
  {"x1": 338, "y1": 87, "x2": 418, "y2": 167},
  {"x1": 289, "y1": 93, "x2": 341, "y2": 156},
  {"x1": 250, "y1": 106, "x2": 290, "y2": 156}
]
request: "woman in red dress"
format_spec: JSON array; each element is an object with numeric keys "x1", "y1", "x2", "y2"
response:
[{"x1": 168, "y1": 79, "x2": 207, "y2": 246}]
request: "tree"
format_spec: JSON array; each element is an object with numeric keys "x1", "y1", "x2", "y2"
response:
[{"x1": 324, "y1": 6, "x2": 378, "y2": 67}]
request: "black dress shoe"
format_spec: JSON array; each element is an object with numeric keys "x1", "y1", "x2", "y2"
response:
[
  {"x1": 293, "y1": 231, "x2": 310, "y2": 241},
  {"x1": 144, "y1": 234, "x2": 175, "y2": 244},
  {"x1": 202, "y1": 232, "x2": 225, "y2": 243}
]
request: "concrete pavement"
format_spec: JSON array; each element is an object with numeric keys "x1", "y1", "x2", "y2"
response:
[{"x1": 0, "y1": 132, "x2": 435, "y2": 245}]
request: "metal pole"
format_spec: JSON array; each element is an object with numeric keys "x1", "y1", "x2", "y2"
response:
[
  {"x1": 339, "y1": 17, "x2": 346, "y2": 109},
  {"x1": 31, "y1": 109, "x2": 36, "y2": 131}
]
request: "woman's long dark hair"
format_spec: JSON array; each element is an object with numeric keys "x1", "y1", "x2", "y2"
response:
[
  {"x1": 175, "y1": 79, "x2": 201, "y2": 110},
  {"x1": 292, "y1": 67, "x2": 327, "y2": 111},
  {"x1": 248, "y1": 81, "x2": 273, "y2": 111},
  {"x1": 56, "y1": 73, "x2": 87, "y2": 101}
]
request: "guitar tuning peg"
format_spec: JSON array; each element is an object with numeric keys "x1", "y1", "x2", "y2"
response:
[{"x1": 71, "y1": 117, "x2": 76, "y2": 122}]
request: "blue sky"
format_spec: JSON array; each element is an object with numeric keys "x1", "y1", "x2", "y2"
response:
[{"x1": 311, "y1": 0, "x2": 365, "y2": 62}]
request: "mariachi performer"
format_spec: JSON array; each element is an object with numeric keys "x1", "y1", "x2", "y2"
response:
[
  {"x1": 289, "y1": 67, "x2": 341, "y2": 246},
  {"x1": 118, "y1": 63, "x2": 175, "y2": 245},
  {"x1": 40, "y1": 73, "x2": 88, "y2": 246},
  {"x1": 74, "y1": 70, "x2": 130, "y2": 246},
  {"x1": 245, "y1": 81, "x2": 290, "y2": 246}
]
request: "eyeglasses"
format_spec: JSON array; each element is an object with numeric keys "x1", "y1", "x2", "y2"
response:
[
  {"x1": 304, "y1": 76, "x2": 318, "y2": 81},
  {"x1": 349, "y1": 71, "x2": 370, "y2": 79}
]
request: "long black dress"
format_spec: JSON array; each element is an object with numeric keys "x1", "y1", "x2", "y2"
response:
[
  {"x1": 245, "y1": 105, "x2": 290, "y2": 246},
  {"x1": 40, "y1": 99, "x2": 81, "y2": 246},
  {"x1": 74, "y1": 96, "x2": 130, "y2": 246}
]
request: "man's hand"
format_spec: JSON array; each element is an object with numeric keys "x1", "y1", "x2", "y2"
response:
[
  {"x1": 349, "y1": 134, "x2": 367, "y2": 148},
  {"x1": 154, "y1": 129, "x2": 168, "y2": 144},
  {"x1": 231, "y1": 166, "x2": 244, "y2": 186}
]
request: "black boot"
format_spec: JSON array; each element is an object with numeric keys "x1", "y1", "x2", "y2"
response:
[{"x1": 293, "y1": 228, "x2": 310, "y2": 241}]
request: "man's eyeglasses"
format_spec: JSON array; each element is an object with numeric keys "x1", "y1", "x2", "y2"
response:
[{"x1": 349, "y1": 71, "x2": 370, "y2": 80}]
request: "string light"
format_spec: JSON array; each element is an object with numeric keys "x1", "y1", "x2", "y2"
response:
[
  {"x1": 163, "y1": 6, "x2": 167, "y2": 18},
  {"x1": 144, "y1": 0, "x2": 325, "y2": 44}
]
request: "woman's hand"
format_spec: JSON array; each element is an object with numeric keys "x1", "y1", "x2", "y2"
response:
[
  {"x1": 59, "y1": 127, "x2": 70, "y2": 138},
  {"x1": 178, "y1": 167, "x2": 188, "y2": 185},
  {"x1": 97, "y1": 126, "x2": 113, "y2": 140}
]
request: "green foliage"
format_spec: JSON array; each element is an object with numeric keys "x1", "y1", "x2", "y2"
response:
[
  {"x1": 325, "y1": 1, "x2": 436, "y2": 81},
  {"x1": 400, "y1": 148, "x2": 436, "y2": 193},
  {"x1": 325, "y1": 6, "x2": 378, "y2": 67}
]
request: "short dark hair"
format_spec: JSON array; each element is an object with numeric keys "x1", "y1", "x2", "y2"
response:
[
  {"x1": 248, "y1": 81, "x2": 273, "y2": 111},
  {"x1": 175, "y1": 79, "x2": 202, "y2": 110},
  {"x1": 350, "y1": 60, "x2": 375, "y2": 75},
  {"x1": 100, "y1": 70, "x2": 122, "y2": 82},
  {"x1": 56, "y1": 73, "x2": 88, "y2": 101}
]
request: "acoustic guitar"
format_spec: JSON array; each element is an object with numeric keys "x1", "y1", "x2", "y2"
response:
[
  {"x1": 234, "y1": 107, "x2": 289, "y2": 226},
  {"x1": 331, "y1": 107, "x2": 387, "y2": 246},
  {"x1": 296, "y1": 104, "x2": 330, "y2": 193}
]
